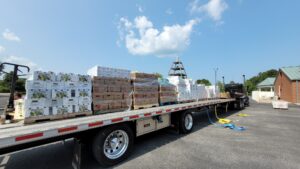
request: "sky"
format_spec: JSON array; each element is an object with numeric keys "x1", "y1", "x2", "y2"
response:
[{"x1": 0, "y1": 0, "x2": 300, "y2": 83}]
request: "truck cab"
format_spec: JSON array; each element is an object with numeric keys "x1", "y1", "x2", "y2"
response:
[{"x1": 225, "y1": 83, "x2": 249, "y2": 109}]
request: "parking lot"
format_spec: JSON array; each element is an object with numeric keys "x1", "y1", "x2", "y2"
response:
[{"x1": 1, "y1": 101, "x2": 300, "y2": 169}]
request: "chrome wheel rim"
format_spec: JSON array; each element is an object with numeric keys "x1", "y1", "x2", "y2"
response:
[
  {"x1": 184, "y1": 114, "x2": 193, "y2": 130},
  {"x1": 103, "y1": 130, "x2": 129, "y2": 160}
]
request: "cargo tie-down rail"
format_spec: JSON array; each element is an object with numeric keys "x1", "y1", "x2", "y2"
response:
[{"x1": 0, "y1": 99, "x2": 234, "y2": 150}]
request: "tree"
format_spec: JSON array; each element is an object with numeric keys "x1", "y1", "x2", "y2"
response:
[
  {"x1": 245, "y1": 69, "x2": 278, "y2": 94},
  {"x1": 217, "y1": 81, "x2": 225, "y2": 92},
  {"x1": 154, "y1": 73, "x2": 163, "y2": 79},
  {"x1": 0, "y1": 71, "x2": 26, "y2": 93},
  {"x1": 196, "y1": 79, "x2": 211, "y2": 86}
]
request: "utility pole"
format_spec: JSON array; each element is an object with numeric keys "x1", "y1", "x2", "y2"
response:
[
  {"x1": 222, "y1": 76, "x2": 225, "y2": 86},
  {"x1": 243, "y1": 74, "x2": 247, "y2": 95},
  {"x1": 214, "y1": 68, "x2": 218, "y2": 93}
]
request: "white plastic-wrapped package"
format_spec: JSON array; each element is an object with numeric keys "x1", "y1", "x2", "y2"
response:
[
  {"x1": 168, "y1": 76, "x2": 193, "y2": 102},
  {"x1": 205, "y1": 85, "x2": 220, "y2": 99},
  {"x1": 87, "y1": 66, "x2": 130, "y2": 79}
]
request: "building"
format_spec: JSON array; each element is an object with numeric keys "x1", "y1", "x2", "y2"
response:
[
  {"x1": 252, "y1": 78, "x2": 275, "y2": 103},
  {"x1": 257, "y1": 77, "x2": 275, "y2": 92},
  {"x1": 274, "y1": 66, "x2": 300, "y2": 104}
]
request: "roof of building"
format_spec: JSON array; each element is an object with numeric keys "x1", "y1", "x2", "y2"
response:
[
  {"x1": 281, "y1": 66, "x2": 300, "y2": 80},
  {"x1": 257, "y1": 77, "x2": 276, "y2": 87}
]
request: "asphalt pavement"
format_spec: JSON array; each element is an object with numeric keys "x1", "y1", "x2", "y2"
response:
[{"x1": 0, "y1": 101, "x2": 300, "y2": 169}]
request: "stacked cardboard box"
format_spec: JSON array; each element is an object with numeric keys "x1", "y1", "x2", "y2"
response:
[
  {"x1": 91, "y1": 66, "x2": 132, "y2": 114},
  {"x1": 131, "y1": 72, "x2": 159, "y2": 109},
  {"x1": 158, "y1": 78, "x2": 177, "y2": 105},
  {"x1": 23, "y1": 71, "x2": 92, "y2": 122}
]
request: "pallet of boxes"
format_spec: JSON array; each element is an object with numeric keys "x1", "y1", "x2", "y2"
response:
[
  {"x1": 20, "y1": 71, "x2": 92, "y2": 124},
  {"x1": 131, "y1": 72, "x2": 159, "y2": 109},
  {"x1": 158, "y1": 78, "x2": 177, "y2": 106},
  {"x1": 88, "y1": 66, "x2": 132, "y2": 114}
]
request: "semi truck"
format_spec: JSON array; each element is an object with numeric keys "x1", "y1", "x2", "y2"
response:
[
  {"x1": 0, "y1": 61, "x2": 246, "y2": 168},
  {"x1": 0, "y1": 98, "x2": 236, "y2": 168}
]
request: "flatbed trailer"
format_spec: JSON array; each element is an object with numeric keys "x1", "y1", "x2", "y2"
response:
[{"x1": 0, "y1": 98, "x2": 235, "y2": 168}]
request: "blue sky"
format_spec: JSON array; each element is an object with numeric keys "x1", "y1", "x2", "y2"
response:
[{"x1": 0, "y1": 0, "x2": 299, "y2": 83}]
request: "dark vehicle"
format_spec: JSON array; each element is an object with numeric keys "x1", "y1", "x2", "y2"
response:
[{"x1": 225, "y1": 83, "x2": 249, "y2": 109}]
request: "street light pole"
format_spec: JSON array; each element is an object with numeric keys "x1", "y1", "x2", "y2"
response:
[
  {"x1": 243, "y1": 74, "x2": 246, "y2": 95},
  {"x1": 222, "y1": 76, "x2": 225, "y2": 86},
  {"x1": 214, "y1": 68, "x2": 218, "y2": 94}
]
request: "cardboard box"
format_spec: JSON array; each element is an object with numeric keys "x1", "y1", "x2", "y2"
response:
[
  {"x1": 25, "y1": 98, "x2": 48, "y2": 107},
  {"x1": 52, "y1": 89, "x2": 70, "y2": 99},
  {"x1": 77, "y1": 83, "x2": 92, "y2": 89},
  {"x1": 93, "y1": 85, "x2": 108, "y2": 93},
  {"x1": 26, "y1": 80, "x2": 47, "y2": 90},
  {"x1": 14, "y1": 99, "x2": 25, "y2": 120},
  {"x1": 108, "y1": 86, "x2": 121, "y2": 92},
  {"x1": 26, "y1": 89, "x2": 52, "y2": 100},
  {"x1": 46, "y1": 82, "x2": 65, "y2": 90},
  {"x1": 78, "y1": 97, "x2": 91, "y2": 105},
  {"x1": 64, "y1": 82, "x2": 78, "y2": 89},
  {"x1": 63, "y1": 98, "x2": 79, "y2": 106},
  {"x1": 78, "y1": 88, "x2": 91, "y2": 98},
  {"x1": 67, "y1": 105, "x2": 79, "y2": 113},
  {"x1": 78, "y1": 75, "x2": 91, "y2": 83},
  {"x1": 53, "y1": 106, "x2": 69, "y2": 115},
  {"x1": 25, "y1": 106, "x2": 49, "y2": 117},
  {"x1": 94, "y1": 102, "x2": 109, "y2": 111},
  {"x1": 30, "y1": 71, "x2": 56, "y2": 82},
  {"x1": 57, "y1": 73, "x2": 78, "y2": 82},
  {"x1": 78, "y1": 104, "x2": 92, "y2": 112}
]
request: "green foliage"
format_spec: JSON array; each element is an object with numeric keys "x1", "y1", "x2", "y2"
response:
[
  {"x1": 154, "y1": 73, "x2": 163, "y2": 79},
  {"x1": 245, "y1": 69, "x2": 278, "y2": 94},
  {"x1": 217, "y1": 81, "x2": 225, "y2": 92},
  {"x1": 196, "y1": 79, "x2": 211, "y2": 86},
  {"x1": 0, "y1": 71, "x2": 26, "y2": 93}
]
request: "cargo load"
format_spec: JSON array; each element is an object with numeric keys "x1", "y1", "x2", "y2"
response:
[
  {"x1": 158, "y1": 78, "x2": 177, "y2": 105},
  {"x1": 168, "y1": 76, "x2": 193, "y2": 102},
  {"x1": 22, "y1": 71, "x2": 92, "y2": 123},
  {"x1": 205, "y1": 85, "x2": 220, "y2": 99},
  {"x1": 131, "y1": 72, "x2": 159, "y2": 109},
  {"x1": 91, "y1": 66, "x2": 132, "y2": 114}
]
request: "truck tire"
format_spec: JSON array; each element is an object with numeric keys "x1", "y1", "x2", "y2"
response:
[
  {"x1": 179, "y1": 111, "x2": 194, "y2": 134},
  {"x1": 92, "y1": 123, "x2": 134, "y2": 167},
  {"x1": 237, "y1": 100, "x2": 245, "y2": 110}
]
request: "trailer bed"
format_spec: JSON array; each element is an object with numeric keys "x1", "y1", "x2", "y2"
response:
[{"x1": 0, "y1": 98, "x2": 234, "y2": 152}]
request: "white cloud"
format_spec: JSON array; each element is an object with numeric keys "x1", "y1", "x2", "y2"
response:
[
  {"x1": 0, "y1": 56, "x2": 40, "y2": 72},
  {"x1": 190, "y1": 0, "x2": 228, "y2": 21},
  {"x1": 118, "y1": 16, "x2": 199, "y2": 57},
  {"x1": 0, "y1": 46, "x2": 5, "y2": 53},
  {"x1": 2, "y1": 29, "x2": 21, "y2": 42},
  {"x1": 166, "y1": 8, "x2": 173, "y2": 15}
]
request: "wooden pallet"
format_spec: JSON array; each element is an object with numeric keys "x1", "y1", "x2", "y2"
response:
[
  {"x1": 24, "y1": 112, "x2": 92, "y2": 124},
  {"x1": 178, "y1": 100, "x2": 195, "y2": 104},
  {"x1": 94, "y1": 108, "x2": 129, "y2": 115},
  {"x1": 160, "y1": 101, "x2": 177, "y2": 106},
  {"x1": 133, "y1": 103, "x2": 159, "y2": 110}
]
